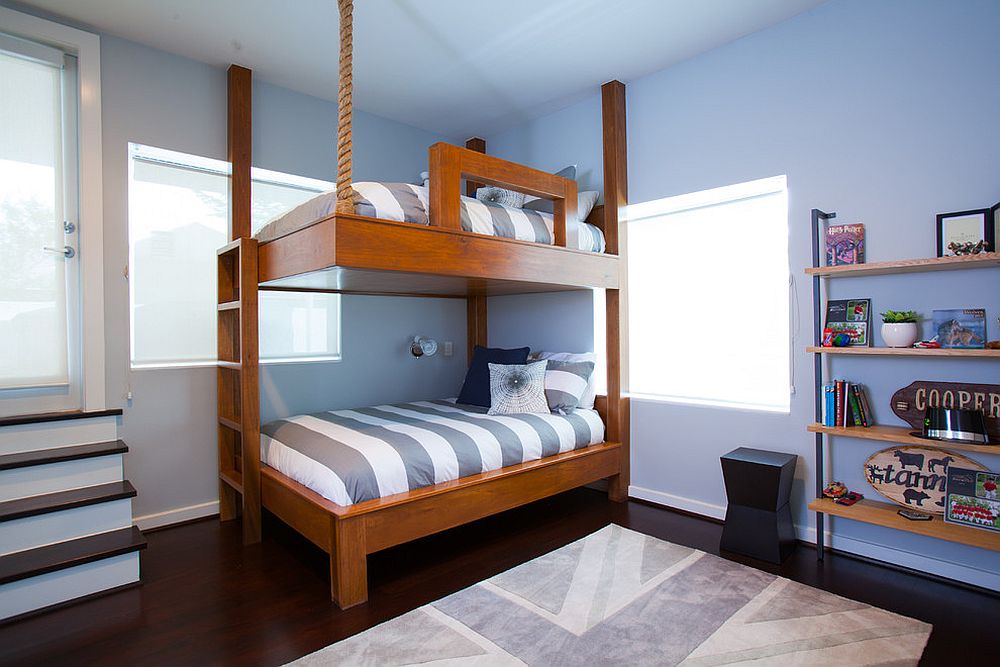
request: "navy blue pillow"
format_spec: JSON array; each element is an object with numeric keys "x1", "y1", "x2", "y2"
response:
[{"x1": 457, "y1": 345, "x2": 530, "y2": 407}]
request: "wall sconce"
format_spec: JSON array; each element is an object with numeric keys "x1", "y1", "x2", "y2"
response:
[{"x1": 410, "y1": 336, "x2": 438, "y2": 358}]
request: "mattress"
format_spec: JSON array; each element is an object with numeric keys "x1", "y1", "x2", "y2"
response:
[
  {"x1": 254, "y1": 182, "x2": 606, "y2": 253},
  {"x1": 260, "y1": 399, "x2": 606, "y2": 506}
]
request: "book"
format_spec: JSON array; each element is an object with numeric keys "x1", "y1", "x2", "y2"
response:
[
  {"x1": 824, "y1": 384, "x2": 835, "y2": 427},
  {"x1": 944, "y1": 467, "x2": 1000, "y2": 533},
  {"x1": 856, "y1": 383, "x2": 873, "y2": 426},
  {"x1": 932, "y1": 308, "x2": 986, "y2": 349},
  {"x1": 826, "y1": 223, "x2": 865, "y2": 266},
  {"x1": 849, "y1": 384, "x2": 871, "y2": 427},
  {"x1": 848, "y1": 389, "x2": 863, "y2": 427},
  {"x1": 823, "y1": 299, "x2": 872, "y2": 347},
  {"x1": 834, "y1": 380, "x2": 846, "y2": 427}
]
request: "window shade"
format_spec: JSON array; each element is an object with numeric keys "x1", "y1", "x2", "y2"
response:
[{"x1": 626, "y1": 176, "x2": 790, "y2": 412}]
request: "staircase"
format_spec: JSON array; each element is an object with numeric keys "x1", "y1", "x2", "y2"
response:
[{"x1": 0, "y1": 410, "x2": 145, "y2": 622}]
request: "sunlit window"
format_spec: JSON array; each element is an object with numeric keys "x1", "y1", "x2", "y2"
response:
[
  {"x1": 128, "y1": 144, "x2": 340, "y2": 367},
  {"x1": 626, "y1": 176, "x2": 790, "y2": 412}
]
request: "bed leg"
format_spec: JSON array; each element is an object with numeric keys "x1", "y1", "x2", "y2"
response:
[
  {"x1": 608, "y1": 475, "x2": 628, "y2": 503},
  {"x1": 330, "y1": 516, "x2": 368, "y2": 609}
]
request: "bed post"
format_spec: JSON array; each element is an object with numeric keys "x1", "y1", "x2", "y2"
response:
[
  {"x1": 602, "y1": 80, "x2": 629, "y2": 502},
  {"x1": 465, "y1": 137, "x2": 486, "y2": 197},
  {"x1": 217, "y1": 64, "x2": 262, "y2": 545}
]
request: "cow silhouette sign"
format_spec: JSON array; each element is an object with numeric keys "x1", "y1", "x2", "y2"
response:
[{"x1": 863, "y1": 446, "x2": 989, "y2": 514}]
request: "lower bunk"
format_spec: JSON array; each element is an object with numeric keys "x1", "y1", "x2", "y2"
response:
[
  {"x1": 262, "y1": 441, "x2": 622, "y2": 608},
  {"x1": 256, "y1": 398, "x2": 623, "y2": 608}
]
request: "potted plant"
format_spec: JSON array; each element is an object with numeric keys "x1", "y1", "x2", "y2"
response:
[{"x1": 880, "y1": 310, "x2": 920, "y2": 348}]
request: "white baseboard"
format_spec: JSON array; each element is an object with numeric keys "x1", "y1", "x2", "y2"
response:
[
  {"x1": 628, "y1": 486, "x2": 1000, "y2": 593},
  {"x1": 628, "y1": 485, "x2": 726, "y2": 520},
  {"x1": 133, "y1": 500, "x2": 218, "y2": 531},
  {"x1": 796, "y1": 524, "x2": 1000, "y2": 592}
]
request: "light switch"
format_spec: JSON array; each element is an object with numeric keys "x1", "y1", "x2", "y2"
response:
[{"x1": 443, "y1": 341, "x2": 454, "y2": 357}]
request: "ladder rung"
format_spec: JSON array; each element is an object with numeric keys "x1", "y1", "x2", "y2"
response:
[
  {"x1": 218, "y1": 416, "x2": 241, "y2": 432},
  {"x1": 219, "y1": 469, "x2": 243, "y2": 494},
  {"x1": 217, "y1": 301, "x2": 240, "y2": 311}
]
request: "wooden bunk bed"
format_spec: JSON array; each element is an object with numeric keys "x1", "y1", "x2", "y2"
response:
[{"x1": 216, "y1": 12, "x2": 628, "y2": 609}]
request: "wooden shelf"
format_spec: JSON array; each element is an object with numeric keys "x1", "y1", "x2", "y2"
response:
[
  {"x1": 807, "y1": 346, "x2": 1000, "y2": 358},
  {"x1": 808, "y1": 497, "x2": 1000, "y2": 552},
  {"x1": 807, "y1": 423, "x2": 999, "y2": 455},
  {"x1": 805, "y1": 252, "x2": 1000, "y2": 277}
]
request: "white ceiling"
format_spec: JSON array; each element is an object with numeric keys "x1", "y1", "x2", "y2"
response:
[{"x1": 15, "y1": 0, "x2": 827, "y2": 137}]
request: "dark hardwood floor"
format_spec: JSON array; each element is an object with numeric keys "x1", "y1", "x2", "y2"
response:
[{"x1": 0, "y1": 489, "x2": 996, "y2": 666}]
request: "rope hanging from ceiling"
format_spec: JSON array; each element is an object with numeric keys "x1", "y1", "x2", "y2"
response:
[{"x1": 336, "y1": 0, "x2": 355, "y2": 214}]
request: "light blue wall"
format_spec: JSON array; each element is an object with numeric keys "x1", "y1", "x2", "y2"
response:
[
  {"x1": 486, "y1": 0, "x2": 1000, "y2": 589},
  {"x1": 90, "y1": 34, "x2": 466, "y2": 520},
  {"x1": 489, "y1": 291, "x2": 595, "y2": 354}
]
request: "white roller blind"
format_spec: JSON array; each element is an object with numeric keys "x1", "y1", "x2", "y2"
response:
[
  {"x1": 0, "y1": 48, "x2": 69, "y2": 389},
  {"x1": 626, "y1": 176, "x2": 790, "y2": 412},
  {"x1": 128, "y1": 144, "x2": 340, "y2": 367}
]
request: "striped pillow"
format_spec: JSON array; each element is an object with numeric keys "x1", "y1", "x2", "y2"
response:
[
  {"x1": 544, "y1": 360, "x2": 596, "y2": 414},
  {"x1": 529, "y1": 351, "x2": 599, "y2": 409}
]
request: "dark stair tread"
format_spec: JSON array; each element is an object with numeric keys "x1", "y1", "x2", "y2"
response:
[
  {"x1": 0, "y1": 526, "x2": 146, "y2": 585},
  {"x1": 0, "y1": 409, "x2": 122, "y2": 428},
  {"x1": 0, "y1": 481, "x2": 137, "y2": 523},
  {"x1": 0, "y1": 440, "x2": 128, "y2": 471}
]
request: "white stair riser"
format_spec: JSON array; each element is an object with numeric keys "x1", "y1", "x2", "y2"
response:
[
  {"x1": 0, "y1": 552, "x2": 140, "y2": 621},
  {"x1": 0, "y1": 456, "x2": 123, "y2": 502},
  {"x1": 0, "y1": 499, "x2": 134, "y2": 556},
  {"x1": 0, "y1": 417, "x2": 118, "y2": 455}
]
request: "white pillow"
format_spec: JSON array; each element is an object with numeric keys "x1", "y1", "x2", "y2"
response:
[
  {"x1": 528, "y1": 351, "x2": 598, "y2": 410},
  {"x1": 523, "y1": 190, "x2": 599, "y2": 223},
  {"x1": 487, "y1": 361, "x2": 549, "y2": 415}
]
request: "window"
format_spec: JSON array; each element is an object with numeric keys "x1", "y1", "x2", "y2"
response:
[
  {"x1": 0, "y1": 36, "x2": 77, "y2": 391},
  {"x1": 626, "y1": 176, "x2": 790, "y2": 412},
  {"x1": 128, "y1": 144, "x2": 340, "y2": 368}
]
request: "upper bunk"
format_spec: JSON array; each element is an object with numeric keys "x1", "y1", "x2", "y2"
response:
[
  {"x1": 222, "y1": 65, "x2": 622, "y2": 298},
  {"x1": 253, "y1": 143, "x2": 621, "y2": 297}
]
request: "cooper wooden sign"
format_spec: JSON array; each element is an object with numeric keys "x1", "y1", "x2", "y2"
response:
[
  {"x1": 891, "y1": 381, "x2": 1000, "y2": 443},
  {"x1": 864, "y1": 446, "x2": 988, "y2": 514}
]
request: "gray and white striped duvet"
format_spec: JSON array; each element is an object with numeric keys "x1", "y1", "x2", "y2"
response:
[
  {"x1": 254, "y1": 182, "x2": 606, "y2": 253},
  {"x1": 260, "y1": 399, "x2": 605, "y2": 506}
]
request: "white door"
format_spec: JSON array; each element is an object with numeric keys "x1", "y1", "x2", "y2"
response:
[{"x1": 0, "y1": 34, "x2": 82, "y2": 416}]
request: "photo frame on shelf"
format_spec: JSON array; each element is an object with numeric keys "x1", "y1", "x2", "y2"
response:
[
  {"x1": 822, "y1": 298, "x2": 872, "y2": 346},
  {"x1": 932, "y1": 308, "x2": 986, "y2": 349},
  {"x1": 992, "y1": 201, "x2": 1000, "y2": 248},
  {"x1": 936, "y1": 208, "x2": 992, "y2": 257}
]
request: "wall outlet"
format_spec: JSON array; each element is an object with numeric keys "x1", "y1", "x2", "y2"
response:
[{"x1": 443, "y1": 341, "x2": 453, "y2": 357}]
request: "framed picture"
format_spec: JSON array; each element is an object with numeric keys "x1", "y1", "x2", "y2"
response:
[
  {"x1": 944, "y1": 467, "x2": 1000, "y2": 533},
  {"x1": 992, "y1": 201, "x2": 1000, "y2": 248},
  {"x1": 822, "y1": 298, "x2": 872, "y2": 346},
  {"x1": 932, "y1": 308, "x2": 986, "y2": 348},
  {"x1": 936, "y1": 209, "x2": 992, "y2": 257}
]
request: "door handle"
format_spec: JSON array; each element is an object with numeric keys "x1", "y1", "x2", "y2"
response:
[{"x1": 43, "y1": 245, "x2": 76, "y2": 259}]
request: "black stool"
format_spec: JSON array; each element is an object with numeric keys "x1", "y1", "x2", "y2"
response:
[{"x1": 720, "y1": 447, "x2": 797, "y2": 563}]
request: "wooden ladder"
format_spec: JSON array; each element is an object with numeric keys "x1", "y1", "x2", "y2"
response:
[{"x1": 216, "y1": 238, "x2": 261, "y2": 544}]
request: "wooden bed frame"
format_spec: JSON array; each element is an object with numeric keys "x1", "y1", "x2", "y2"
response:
[{"x1": 217, "y1": 65, "x2": 629, "y2": 608}]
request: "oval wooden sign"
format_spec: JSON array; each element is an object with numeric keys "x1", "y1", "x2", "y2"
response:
[{"x1": 863, "y1": 446, "x2": 988, "y2": 514}]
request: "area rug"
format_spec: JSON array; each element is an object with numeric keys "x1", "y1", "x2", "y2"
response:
[{"x1": 290, "y1": 525, "x2": 931, "y2": 666}]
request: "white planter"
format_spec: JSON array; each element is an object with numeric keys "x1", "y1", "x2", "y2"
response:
[{"x1": 881, "y1": 322, "x2": 919, "y2": 348}]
